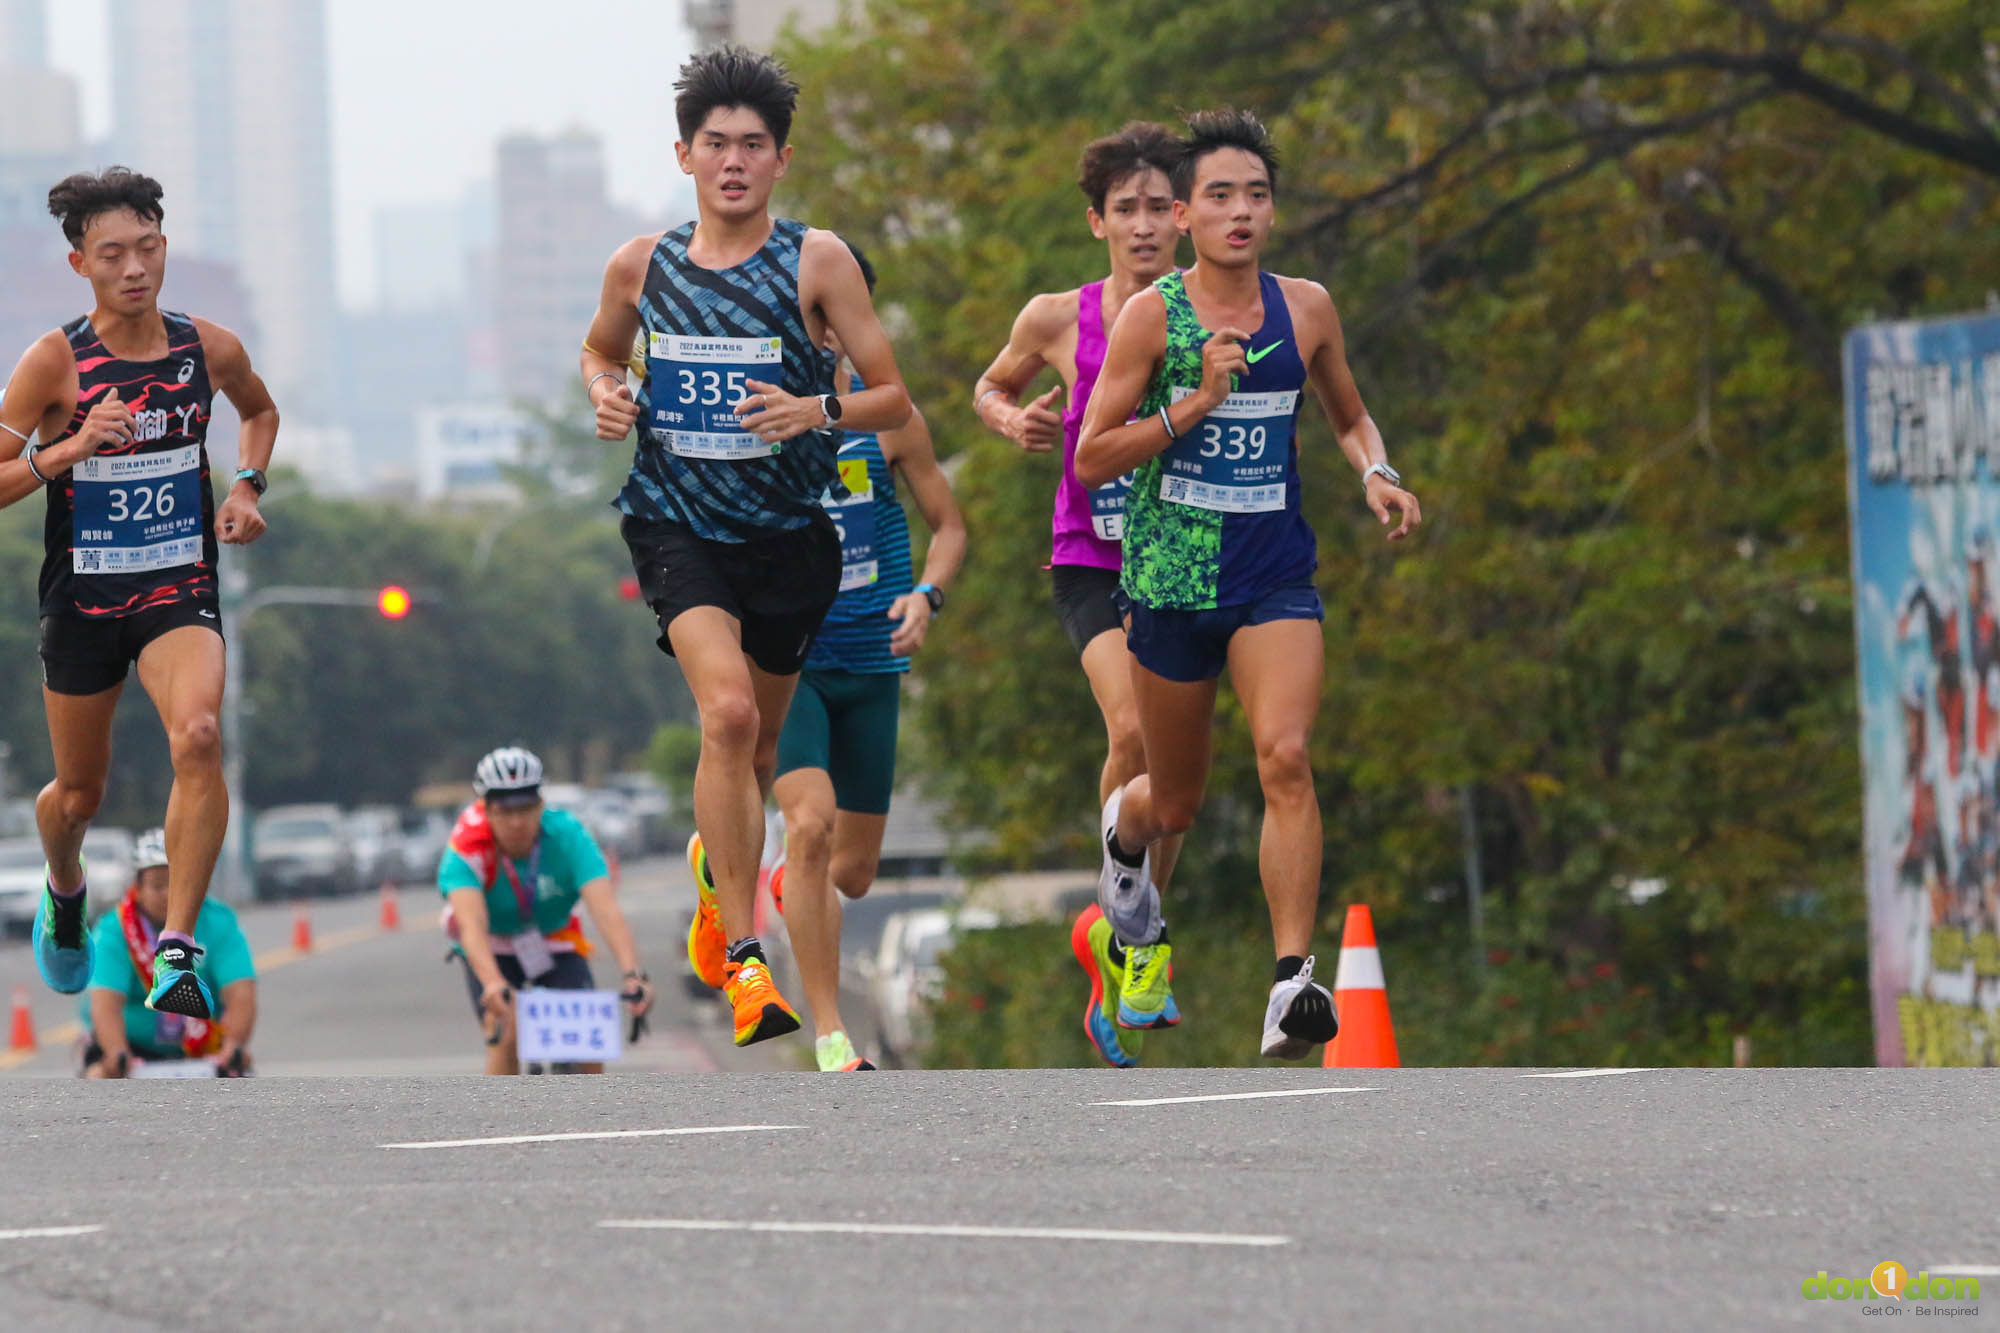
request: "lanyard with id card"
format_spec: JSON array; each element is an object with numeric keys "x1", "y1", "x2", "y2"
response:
[
  {"x1": 646, "y1": 333, "x2": 785, "y2": 460},
  {"x1": 828, "y1": 454, "x2": 878, "y2": 590},
  {"x1": 71, "y1": 444, "x2": 205, "y2": 575},
  {"x1": 1158, "y1": 387, "x2": 1299, "y2": 514},
  {"x1": 498, "y1": 843, "x2": 555, "y2": 982}
]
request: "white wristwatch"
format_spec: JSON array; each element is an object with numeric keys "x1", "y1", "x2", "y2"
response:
[{"x1": 1362, "y1": 461, "x2": 1402, "y2": 489}]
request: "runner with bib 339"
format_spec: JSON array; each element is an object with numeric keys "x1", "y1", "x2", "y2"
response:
[{"x1": 1075, "y1": 108, "x2": 1420, "y2": 1060}]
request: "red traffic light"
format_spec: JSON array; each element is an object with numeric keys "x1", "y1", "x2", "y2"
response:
[{"x1": 377, "y1": 585, "x2": 412, "y2": 619}]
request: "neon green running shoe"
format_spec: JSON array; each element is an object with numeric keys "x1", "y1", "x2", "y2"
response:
[
  {"x1": 1117, "y1": 937, "x2": 1180, "y2": 1030},
  {"x1": 814, "y1": 1030, "x2": 876, "y2": 1072},
  {"x1": 1069, "y1": 905, "x2": 1143, "y2": 1067}
]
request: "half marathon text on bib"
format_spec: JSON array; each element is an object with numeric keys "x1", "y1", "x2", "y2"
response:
[
  {"x1": 1160, "y1": 387, "x2": 1298, "y2": 514},
  {"x1": 646, "y1": 333, "x2": 784, "y2": 460},
  {"x1": 827, "y1": 455, "x2": 877, "y2": 591},
  {"x1": 71, "y1": 444, "x2": 204, "y2": 574}
]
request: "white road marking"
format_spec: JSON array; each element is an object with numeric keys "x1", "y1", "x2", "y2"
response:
[
  {"x1": 1092, "y1": 1086, "x2": 1380, "y2": 1107},
  {"x1": 0, "y1": 1225, "x2": 104, "y2": 1241},
  {"x1": 382, "y1": 1124, "x2": 802, "y2": 1150},
  {"x1": 599, "y1": 1219, "x2": 1291, "y2": 1247},
  {"x1": 1518, "y1": 1069, "x2": 1658, "y2": 1079}
]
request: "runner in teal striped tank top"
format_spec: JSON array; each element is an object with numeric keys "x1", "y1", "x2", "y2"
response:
[
  {"x1": 773, "y1": 244, "x2": 965, "y2": 1072},
  {"x1": 1076, "y1": 109, "x2": 1422, "y2": 1061}
]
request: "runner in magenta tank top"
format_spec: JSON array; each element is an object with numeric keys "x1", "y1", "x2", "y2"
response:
[
  {"x1": 1050, "y1": 279, "x2": 1124, "y2": 572},
  {"x1": 972, "y1": 123, "x2": 1187, "y2": 1069}
]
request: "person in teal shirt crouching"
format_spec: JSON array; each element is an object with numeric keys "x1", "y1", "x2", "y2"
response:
[{"x1": 81, "y1": 827, "x2": 256, "y2": 1077}]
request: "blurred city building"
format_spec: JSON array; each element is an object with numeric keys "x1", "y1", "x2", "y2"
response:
[
  {"x1": 414, "y1": 405, "x2": 531, "y2": 506},
  {"x1": 684, "y1": 0, "x2": 840, "y2": 49},
  {"x1": 108, "y1": 0, "x2": 338, "y2": 419},
  {"x1": 496, "y1": 130, "x2": 654, "y2": 407}
]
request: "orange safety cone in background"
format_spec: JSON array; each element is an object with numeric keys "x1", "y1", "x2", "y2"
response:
[
  {"x1": 8, "y1": 985, "x2": 35, "y2": 1053},
  {"x1": 292, "y1": 903, "x2": 313, "y2": 953},
  {"x1": 379, "y1": 881, "x2": 401, "y2": 931},
  {"x1": 1324, "y1": 904, "x2": 1400, "y2": 1068}
]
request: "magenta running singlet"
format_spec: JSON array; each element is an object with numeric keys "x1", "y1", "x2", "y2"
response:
[{"x1": 1050, "y1": 280, "x2": 1130, "y2": 571}]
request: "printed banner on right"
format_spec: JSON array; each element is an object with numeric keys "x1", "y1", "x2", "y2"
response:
[{"x1": 1845, "y1": 308, "x2": 2000, "y2": 1065}]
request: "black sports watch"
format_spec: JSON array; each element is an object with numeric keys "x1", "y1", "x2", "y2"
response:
[
  {"x1": 819, "y1": 394, "x2": 843, "y2": 425},
  {"x1": 233, "y1": 467, "x2": 268, "y2": 496},
  {"x1": 916, "y1": 582, "x2": 945, "y2": 613}
]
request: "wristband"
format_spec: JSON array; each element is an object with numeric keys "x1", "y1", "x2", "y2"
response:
[
  {"x1": 25, "y1": 448, "x2": 50, "y2": 485},
  {"x1": 587, "y1": 371, "x2": 624, "y2": 399},
  {"x1": 975, "y1": 387, "x2": 1005, "y2": 411},
  {"x1": 1159, "y1": 405, "x2": 1178, "y2": 441}
]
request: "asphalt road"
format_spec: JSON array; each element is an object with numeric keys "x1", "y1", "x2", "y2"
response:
[
  {"x1": 2, "y1": 1068, "x2": 1996, "y2": 1330},
  {"x1": 4, "y1": 864, "x2": 1996, "y2": 1329}
]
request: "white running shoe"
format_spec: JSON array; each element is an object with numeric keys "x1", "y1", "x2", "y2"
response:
[
  {"x1": 1261, "y1": 956, "x2": 1339, "y2": 1059},
  {"x1": 1097, "y1": 787, "x2": 1162, "y2": 946}
]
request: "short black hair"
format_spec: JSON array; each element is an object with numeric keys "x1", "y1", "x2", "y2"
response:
[
  {"x1": 675, "y1": 45, "x2": 800, "y2": 148},
  {"x1": 842, "y1": 238, "x2": 877, "y2": 293},
  {"x1": 1171, "y1": 108, "x2": 1280, "y2": 202},
  {"x1": 47, "y1": 167, "x2": 164, "y2": 249},
  {"x1": 1077, "y1": 122, "x2": 1182, "y2": 214}
]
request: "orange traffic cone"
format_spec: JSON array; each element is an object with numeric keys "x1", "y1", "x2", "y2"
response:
[
  {"x1": 1324, "y1": 904, "x2": 1400, "y2": 1068},
  {"x1": 8, "y1": 985, "x2": 35, "y2": 1053},
  {"x1": 378, "y1": 881, "x2": 401, "y2": 931},
  {"x1": 292, "y1": 903, "x2": 313, "y2": 953}
]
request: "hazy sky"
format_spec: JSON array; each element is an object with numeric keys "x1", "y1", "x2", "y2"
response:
[{"x1": 46, "y1": 0, "x2": 697, "y2": 309}]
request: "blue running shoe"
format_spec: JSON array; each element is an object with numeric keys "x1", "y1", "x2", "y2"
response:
[
  {"x1": 31, "y1": 868, "x2": 92, "y2": 995},
  {"x1": 145, "y1": 939, "x2": 214, "y2": 1019}
]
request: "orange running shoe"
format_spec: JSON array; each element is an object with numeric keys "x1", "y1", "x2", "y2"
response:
[
  {"x1": 685, "y1": 833, "x2": 727, "y2": 990},
  {"x1": 768, "y1": 861, "x2": 785, "y2": 917},
  {"x1": 724, "y1": 953, "x2": 801, "y2": 1047}
]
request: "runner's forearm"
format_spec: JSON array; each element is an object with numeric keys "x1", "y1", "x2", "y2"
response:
[
  {"x1": 579, "y1": 880, "x2": 642, "y2": 975},
  {"x1": 448, "y1": 890, "x2": 507, "y2": 989},
  {"x1": 90, "y1": 989, "x2": 130, "y2": 1060},
  {"x1": 234, "y1": 406, "x2": 277, "y2": 475},
  {"x1": 832, "y1": 383, "x2": 911, "y2": 436}
]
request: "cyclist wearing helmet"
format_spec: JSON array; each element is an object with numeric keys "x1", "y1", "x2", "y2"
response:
[
  {"x1": 81, "y1": 826, "x2": 256, "y2": 1077},
  {"x1": 439, "y1": 746, "x2": 656, "y2": 1075}
]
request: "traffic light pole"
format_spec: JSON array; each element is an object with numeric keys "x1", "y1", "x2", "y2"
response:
[{"x1": 216, "y1": 555, "x2": 417, "y2": 902}]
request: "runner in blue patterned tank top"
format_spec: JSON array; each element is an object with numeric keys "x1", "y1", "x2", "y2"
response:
[
  {"x1": 0, "y1": 168, "x2": 278, "y2": 1019},
  {"x1": 580, "y1": 47, "x2": 913, "y2": 1049},
  {"x1": 770, "y1": 243, "x2": 965, "y2": 1072},
  {"x1": 1077, "y1": 110, "x2": 1421, "y2": 1060}
]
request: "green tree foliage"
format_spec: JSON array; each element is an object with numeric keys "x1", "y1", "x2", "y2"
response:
[{"x1": 774, "y1": 0, "x2": 2000, "y2": 1065}]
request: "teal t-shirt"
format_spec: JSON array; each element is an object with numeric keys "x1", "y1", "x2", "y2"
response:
[
  {"x1": 80, "y1": 899, "x2": 256, "y2": 1057},
  {"x1": 435, "y1": 808, "x2": 608, "y2": 936}
]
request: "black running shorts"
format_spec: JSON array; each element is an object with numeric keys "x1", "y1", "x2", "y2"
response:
[
  {"x1": 621, "y1": 512, "x2": 842, "y2": 677},
  {"x1": 39, "y1": 599, "x2": 223, "y2": 697},
  {"x1": 1051, "y1": 563, "x2": 1125, "y2": 657}
]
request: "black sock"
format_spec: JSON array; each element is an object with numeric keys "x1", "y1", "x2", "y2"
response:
[
  {"x1": 1274, "y1": 955, "x2": 1305, "y2": 984},
  {"x1": 727, "y1": 936, "x2": 764, "y2": 966},
  {"x1": 1106, "y1": 936, "x2": 1127, "y2": 968},
  {"x1": 1106, "y1": 827, "x2": 1145, "y2": 869},
  {"x1": 48, "y1": 887, "x2": 85, "y2": 946}
]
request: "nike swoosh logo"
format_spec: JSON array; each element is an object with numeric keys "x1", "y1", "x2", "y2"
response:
[
  {"x1": 198, "y1": 610, "x2": 217, "y2": 619},
  {"x1": 1245, "y1": 340, "x2": 1285, "y2": 364}
]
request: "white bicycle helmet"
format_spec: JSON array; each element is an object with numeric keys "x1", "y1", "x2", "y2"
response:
[
  {"x1": 134, "y1": 827, "x2": 169, "y2": 871},
  {"x1": 473, "y1": 746, "x2": 544, "y2": 798}
]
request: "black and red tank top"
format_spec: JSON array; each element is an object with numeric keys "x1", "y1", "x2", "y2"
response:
[{"x1": 40, "y1": 312, "x2": 219, "y2": 619}]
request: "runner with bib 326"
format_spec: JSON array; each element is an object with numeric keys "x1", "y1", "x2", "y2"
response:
[
  {"x1": 1075, "y1": 109, "x2": 1420, "y2": 1060},
  {"x1": 0, "y1": 168, "x2": 277, "y2": 1021}
]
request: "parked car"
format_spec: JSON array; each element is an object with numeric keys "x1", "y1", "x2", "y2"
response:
[
  {"x1": 865, "y1": 906, "x2": 999, "y2": 1067},
  {"x1": 345, "y1": 806, "x2": 402, "y2": 888},
  {"x1": 580, "y1": 789, "x2": 640, "y2": 860},
  {"x1": 605, "y1": 771, "x2": 675, "y2": 853},
  {"x1": 397, "y1": 807, "x2": 451, "y2": 884},
  {"x1": 0, "y1": 836, "x2": 47, "y2": 935},
  {"x1": 80, "y1": 827, "x2": 136, "y2": 918},
  {"x1": 252, "y1": 804, "x2": 357, "y2": 900}
]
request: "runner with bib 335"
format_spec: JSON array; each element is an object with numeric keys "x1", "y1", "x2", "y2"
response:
[{"x1": 1075, "y1": 109, "x2": 1420, "y2": 1059}]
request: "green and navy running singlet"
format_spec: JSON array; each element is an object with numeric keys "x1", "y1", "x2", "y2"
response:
[{"x1": 1122, "y1": 271, "x2": 1318, "y2": 611}]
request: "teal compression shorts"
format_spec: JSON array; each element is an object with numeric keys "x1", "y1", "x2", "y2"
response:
[{"x1": 775, "y1": 668, "x2": 902, "y2": 815}]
